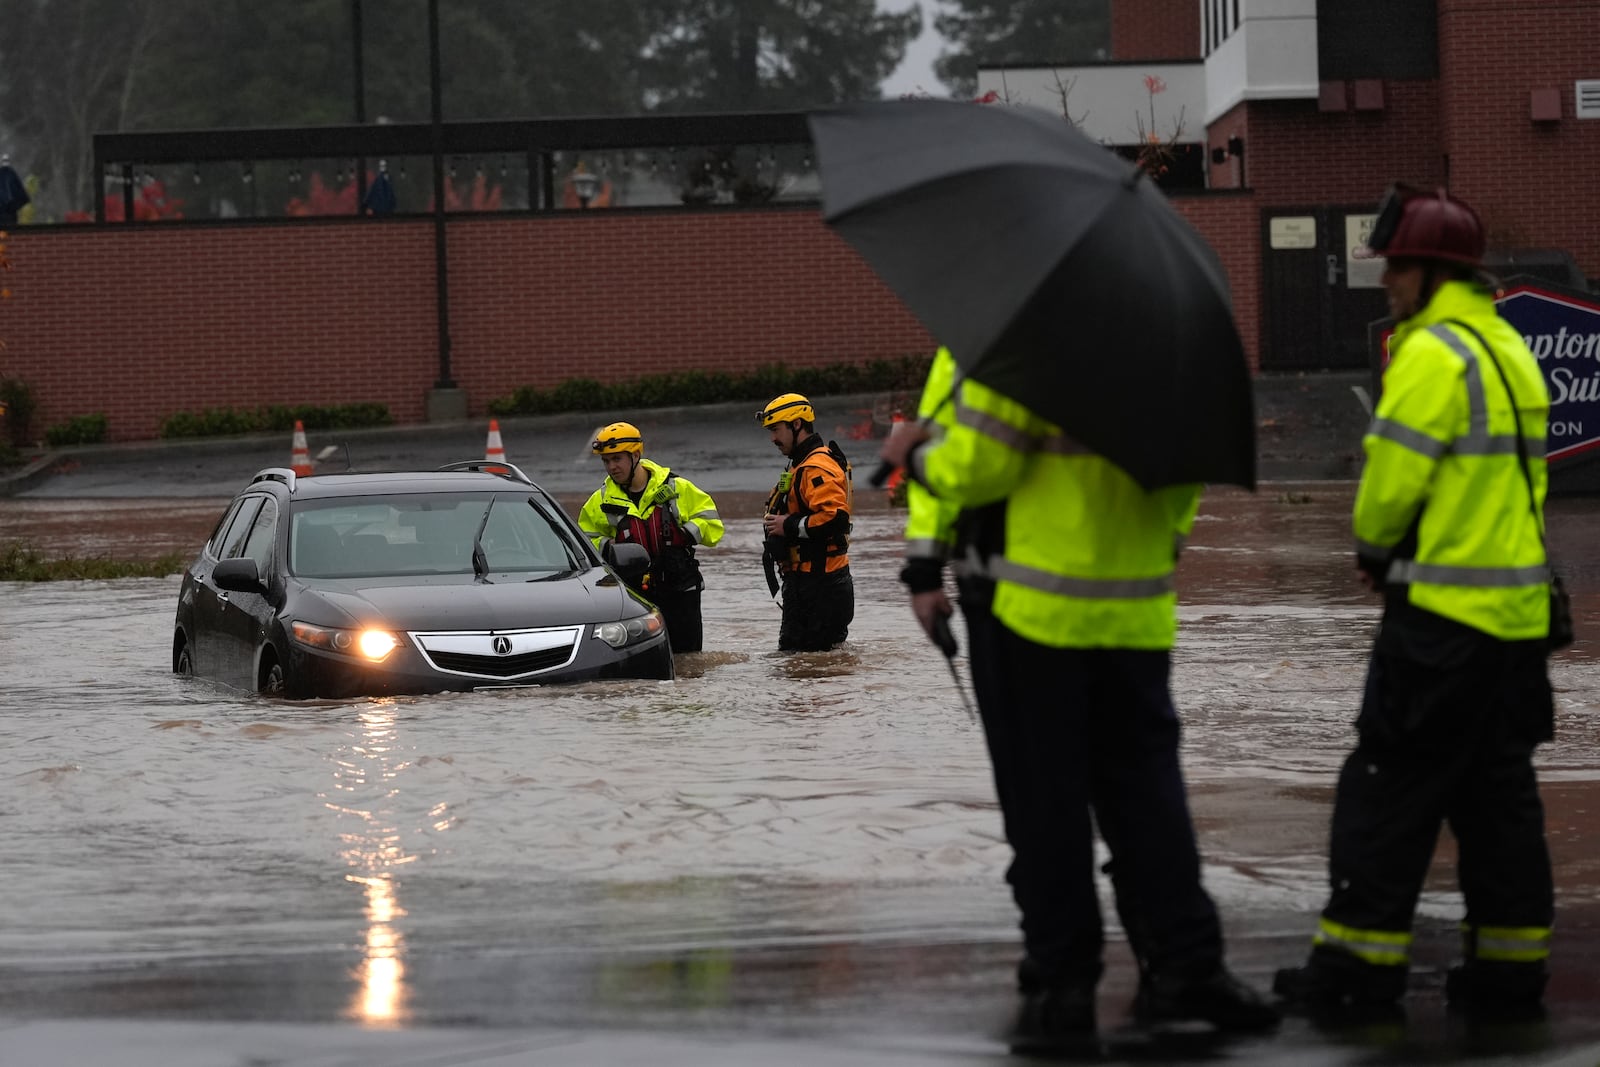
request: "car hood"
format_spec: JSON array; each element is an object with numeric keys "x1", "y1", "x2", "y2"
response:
[{"x1": 294, "y1": 571, "x2": 641, "y2": 631}]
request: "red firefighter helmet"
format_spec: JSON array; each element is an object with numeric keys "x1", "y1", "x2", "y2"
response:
[{"x1": 1358, "y1": 184, "x2": 1486, "y2": 267}]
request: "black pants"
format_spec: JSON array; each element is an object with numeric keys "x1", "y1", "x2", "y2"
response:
[
  {"x1": 961, "y1": 586, "x2": 1222, "y2": 989},
  {"x1": 651, "y1": 586, "x2": 703, "y2": 654},
  {"x1": 778, "y1": 565, "x2": 853, "y2": 651},
  {"x1": 1317, "y1": 638, "x2": 1554, "y2": 994}
]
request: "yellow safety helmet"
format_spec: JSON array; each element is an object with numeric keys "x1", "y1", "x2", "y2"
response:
[
  {"x1": 591, "y1": 421, "x2": 644, "y2": 455},
  {"x1": 757, "y1": 393, "x2": 814, "y2": 428}
]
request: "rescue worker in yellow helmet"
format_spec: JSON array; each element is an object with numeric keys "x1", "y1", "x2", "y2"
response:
[
  {"x1": 1275, "y1": 186, "x2": 1556, "y2": 1020},
  {"x1": 880, "y1": 364, "x2": 1278, "y2": 1053},
  {"x1": 578, "y1": 421, "x2": 724, "y2": 653},
  {"x1": 758, "y1": 393, "x2": 854, "y2": 651}
]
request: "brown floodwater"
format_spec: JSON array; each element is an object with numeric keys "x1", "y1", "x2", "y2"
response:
[{"x1": 3, "y1": 483, "x2": 1599, "y2": 1061}]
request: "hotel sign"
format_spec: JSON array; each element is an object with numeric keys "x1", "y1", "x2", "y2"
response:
[{"x1": 1371, "y1": 276, "x2": 1600, "y2": 470}]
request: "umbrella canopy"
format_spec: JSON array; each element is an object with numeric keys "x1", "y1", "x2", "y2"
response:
[{"x1": 809, "y1": 99, "x2": 1256, "y2": 490}]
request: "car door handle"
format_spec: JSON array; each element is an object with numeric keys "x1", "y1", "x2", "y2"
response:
[{"x1": 217, "y1": 591, "x2": 230, "y2": 605}]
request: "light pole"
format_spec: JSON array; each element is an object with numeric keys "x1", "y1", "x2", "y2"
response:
[
  {"x1": 428, "y1": 0, "x2": 455, "y2": 391},
  {"x1": 352, "y1": 0, "x2": 368, "y2": 208}
]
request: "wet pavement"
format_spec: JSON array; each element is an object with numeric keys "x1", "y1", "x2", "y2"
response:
[{"x1": 4, "y1": 391, "x2": 1600, "y2": 1066}]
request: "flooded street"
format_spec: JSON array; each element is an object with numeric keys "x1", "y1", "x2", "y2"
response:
[{"x1": 4, "y1": 483, "x2": 1600, "y2": 1062}]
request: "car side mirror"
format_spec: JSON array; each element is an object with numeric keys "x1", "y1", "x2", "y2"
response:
[
  {"x1": 606, "y1": 541, "x2": 650, "y2": 581},
  {"x1": 214, "y1": 556, "x2": 267, "y2": 594}
]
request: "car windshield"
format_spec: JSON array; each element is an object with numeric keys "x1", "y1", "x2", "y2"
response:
[{"x1": 289, "y1": 493, "x2": 586, "y2": 579}]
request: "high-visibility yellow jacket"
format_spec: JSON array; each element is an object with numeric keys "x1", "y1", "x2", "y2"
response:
[
  {"x1": 1355, "y1": 281, "x2": 1550, "y2": 640},
  {"x1": 903, "y1": 346, "x2": 962, "y2": 569},
  {"x1": 578, "y1": 458, "x2": 723, "y2": 593},
  {"x1": 910, "y1": 376, "x2": 1199, "y2": 650}
]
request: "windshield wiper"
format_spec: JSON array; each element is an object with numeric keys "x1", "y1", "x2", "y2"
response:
[{"x1": 471, "y1": 500, "x2": 493, "y2": 581}]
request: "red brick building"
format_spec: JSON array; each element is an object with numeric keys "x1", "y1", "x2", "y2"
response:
[
  {"x1": 986, "y1": 0, "x2": 1600, "y2": 371},
  {"x1": 2, "y1": 0, "x2": 1596, "y2": 442}
]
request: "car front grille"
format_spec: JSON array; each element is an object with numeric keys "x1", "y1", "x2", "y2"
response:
[
  {"x1": 427, "y1": 646, "x2": 573, "y2": 678},
  {"x1": 411, "y1": 626, "x2": 582, "y2": 680}
]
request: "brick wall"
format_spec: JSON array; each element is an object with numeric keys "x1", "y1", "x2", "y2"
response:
[
  {"x1": 1438, "y1": 0, "x2": 1600, "y2": 272},
  {"x1": 1173, "y1": 192, "x2": 1261, "y2": 368},
  {"x1": 1219, "y1": 83, "x2": 1444, "y2": 205},
  {"x1": 1112, "y1": 0, "x2": 1200, "y2": 60},
  {"x1": 0, "y1": 210, "x2": 933, "y2": 441}
]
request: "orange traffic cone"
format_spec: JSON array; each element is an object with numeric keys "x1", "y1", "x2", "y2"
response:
[
  {"x1": 484, "y1": 419, "x2": 508, "y2": 473},
  {"x1": 885, "y1": 411, "x2": 907, "y2": 498},
  {"x1": 290, "y1": 420, "x2": 314, "y2": 476}
]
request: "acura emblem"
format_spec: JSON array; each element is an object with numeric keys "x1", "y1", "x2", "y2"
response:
[{"x1": 492, "y1": 636, "x2": 512, "y2": 655}]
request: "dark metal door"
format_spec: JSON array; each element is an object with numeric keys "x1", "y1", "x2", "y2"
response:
[{"x1": 1260, "y1": 206, "x2": 1389, "y2": 370}]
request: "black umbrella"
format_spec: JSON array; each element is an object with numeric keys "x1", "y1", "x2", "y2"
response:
[{"x1": 809, "y1": 99, "x2": 1255, "y2": 490}]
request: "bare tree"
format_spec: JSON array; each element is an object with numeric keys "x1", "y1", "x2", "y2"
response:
[{"x1": 0, "y1": 0, "x2": 174, "y2": 219}]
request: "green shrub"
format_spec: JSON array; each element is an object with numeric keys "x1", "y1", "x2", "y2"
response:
[
  {"x1": 158, "y1": 402, "x2": 392, "y2": 439},
  {"x1": 487, "y1": 355, "x2": 932, "y2": 418},
  {"x1": 0, "y1": 540, "x2": 185, "y2": 580},
  {"x1": 44, "y1": 412, "x2": 108, "y2": 447}
]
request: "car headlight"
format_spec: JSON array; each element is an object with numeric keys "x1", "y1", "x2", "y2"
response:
[
  {"x1": 593, "y1": 610, "x2": 665, "y2": 649},
  {"x1": 292, "y1": 621, "x2": 400, "y2": 662}
]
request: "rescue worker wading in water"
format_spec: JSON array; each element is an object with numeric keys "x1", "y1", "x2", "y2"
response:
[
  {"x1": 759, "y1": 393, "x2": 854, "y2": 651},
  {"x1": 578, "y1": 422, "x2": 725, "y2": 653}
]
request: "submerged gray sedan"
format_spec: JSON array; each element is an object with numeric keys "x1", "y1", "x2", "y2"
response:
[{"x1": 173, "y1": 462, "x2": 672, "y2": 698}]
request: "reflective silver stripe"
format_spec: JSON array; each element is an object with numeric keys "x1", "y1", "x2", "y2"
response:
[
  {"x1": 985, "y1": 556, "x2": 1173, "y2": 599},
  {"x1": 1313, "y1": 923, "x2": 1411, "y2": 966},
  {"x1": 1369, "y1": 417, "x2": 1447, "y2": 459},
  {"x1": 1354, "y1": 537, "x2": 1391, "y2": 559},
  {"x1": 1038, "y1": 433, "x2": 1091, "y2": 456},
  {"x1": 1474, "y1": 932, "x2": 1551, "y2": 962},
  {"x1": 1386, "y1": 560, "x2": 1551, "y2": 587},
  {"x1": 904, "y1": 538, "x2": 952, "y2": 561},
  {"x1": 1427, "y1": 323, "x2": 1526, "y2": 457},
  {"x1": 1452, "y1": 434, "x2": 1541, "y2": 456},
  {"x1": 954, "y1": 399, "x2": 1086, "y2": 457},
  {"x1": 689, "y1": 508, "x2": 719, "y2": 521},
  {"x1": 955, "y1": 398, "x2": 1033, "y2": 451}
]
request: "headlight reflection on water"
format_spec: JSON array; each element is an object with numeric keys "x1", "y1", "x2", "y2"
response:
[{"x1": 333, "y1": 701, "x2": 413, "y2": 1025}]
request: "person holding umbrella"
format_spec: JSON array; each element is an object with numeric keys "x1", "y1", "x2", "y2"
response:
[
  {"x1": 1273, "y1": 186, "x2": 1558, "y2": 1020},
  {"x1": 881, "y1": 379, "x2": 1278, "y2": 1052},
  {"x1": 578, "y1": 421, "x2": 724, "y2": 653},
  {"x1": 825, "y1": 98, "x2": 1276, "y2": 1051},
  {"x1": 758, "y1": 392, "x2": 854, "y2": 651}
]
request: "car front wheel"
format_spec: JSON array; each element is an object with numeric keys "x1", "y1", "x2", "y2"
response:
[
  {"x1": 174, "y1": 642, "x2": 194, "y2": 677},
  {"x1": 260, "y1": 657, "x2": 286, "y2": 696}
]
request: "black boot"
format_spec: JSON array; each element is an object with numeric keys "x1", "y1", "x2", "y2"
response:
[
  {"x1": 1273, "y1": 956, "x2": 1406, "y2": 1023},
  {"x1": 1445, "y1": 963, "x2": 1547, "y2": 1022},
  {"x1": 1136, "y1": 966, "x2": 1280, "y2": 1032},
  {"x1": 1010, "y1": 985, "x2": 1099, "y2": 1059}
]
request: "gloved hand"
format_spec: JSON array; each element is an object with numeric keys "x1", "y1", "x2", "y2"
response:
[{"x1": 1356, "y1": 551, "x2": 1388, "y2": 592}]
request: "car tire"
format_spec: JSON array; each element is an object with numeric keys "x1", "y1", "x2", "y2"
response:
[
  {"x1": 174, "y1": 642, "x2": 194, "y2": 677},
  {"x1": 260, "y1": 656, "x2": 287, "y2": 696}
]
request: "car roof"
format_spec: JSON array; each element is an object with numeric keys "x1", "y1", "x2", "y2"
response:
[{"x1": 245, "y1": 464, "x2": 555, "y2": 501}]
